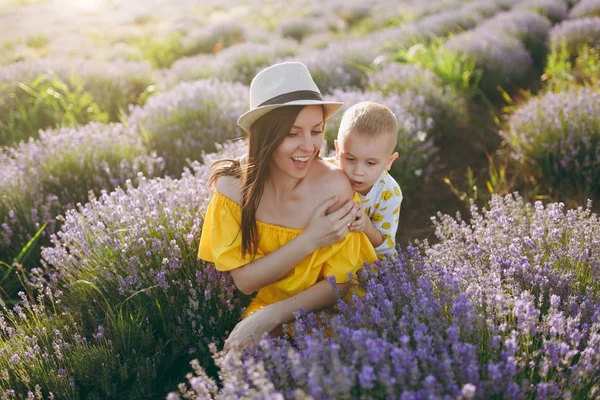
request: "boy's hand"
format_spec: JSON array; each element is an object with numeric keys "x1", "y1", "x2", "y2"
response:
[{"x1": 348, "y1": 203, "x2": 367, "y2": 232}]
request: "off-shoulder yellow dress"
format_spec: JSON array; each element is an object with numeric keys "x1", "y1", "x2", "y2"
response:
[{"x1": 198, "y1": 189, "x2": 377, "y2": 318}]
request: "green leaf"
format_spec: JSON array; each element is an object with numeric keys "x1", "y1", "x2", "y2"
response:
[{"x1": 14, "y1": 221, "x2": 48, "y2": 266}]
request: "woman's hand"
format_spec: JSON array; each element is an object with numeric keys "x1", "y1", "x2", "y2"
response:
[
  {"x1": 301, "y1": 196, "x2": 359, "y2": 250},
  {"x1": 224, "y1": 307, "x2": 280, "y2": 352}
]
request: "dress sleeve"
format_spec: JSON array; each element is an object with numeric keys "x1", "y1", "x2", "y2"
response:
[
  {"x1": 321, "y1": 231, "x2": 377, "y2": 284},
  {"x1": 198, "y1": 191, "x2": 254, "y2": 271}
]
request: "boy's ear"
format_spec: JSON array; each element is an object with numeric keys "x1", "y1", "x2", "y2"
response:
[
  {"x1": 385, "y1": 152, "x2": 399, "y2": 170},
  {"x1": 334, "y1": 140, "x2": 340, "y2": 159}
]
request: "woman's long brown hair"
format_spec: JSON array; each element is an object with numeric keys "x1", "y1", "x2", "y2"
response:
[{"x1": 208, "y1": 105, "x2": 309, "y2": 260}]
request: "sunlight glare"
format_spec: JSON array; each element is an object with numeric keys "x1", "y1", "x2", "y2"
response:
[{"x1": 61, "y1": 0, "x2": 105, "y2": 12}]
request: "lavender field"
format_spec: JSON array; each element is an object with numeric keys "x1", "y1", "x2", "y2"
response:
[{"x1": 1, "y1": 0, "x2": 599, "y2": 398}]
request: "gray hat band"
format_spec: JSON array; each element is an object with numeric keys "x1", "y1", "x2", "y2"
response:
[{"x1": 258, "y1": 90, "x2": 323, "y2": 107}]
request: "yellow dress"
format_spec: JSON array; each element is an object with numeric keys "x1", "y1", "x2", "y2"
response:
[{"x1": 198, "y1": 189, "x2": 377, "y2": 318}]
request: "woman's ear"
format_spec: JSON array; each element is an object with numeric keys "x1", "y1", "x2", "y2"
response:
[{"x1": 385, "y1": 152, "x2": 399, "y2": 170}]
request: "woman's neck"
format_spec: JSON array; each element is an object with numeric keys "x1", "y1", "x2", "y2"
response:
[{"x1": 265, "y1": 169, "x2": 304, "y2": 202}]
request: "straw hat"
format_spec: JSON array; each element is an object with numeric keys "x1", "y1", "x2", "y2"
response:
[{"x1": 237, "y1": 62, "x2": 343, "y2": 133}]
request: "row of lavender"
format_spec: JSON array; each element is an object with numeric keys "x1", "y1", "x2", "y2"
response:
[
  {"x1": 164, "y1": 0, "x2": 531, "y2": 92},
  {"x1": 0, "y1": 144, "x2": 249, "y2": 398},
  {"x1": 177, "y1": 195, "x2": 600, "y2": 399},
  {"x1": 0, "y1": 0, "x2": 490, "y2": 66},
  {"x1": 2, "y1": 0, "x2": 600, "y2": 282},
  {"x1": 0, "y1": 0, "x2": 578, "y2": 151},
  {"x1": 1, "y1": 1, "x2": 600, "y2": 398},
  {"x1": 0, "y1": 66, "x2": 453, "y2": 268},
  {"x1": 0, "y1": 0, "x2": 555, "y2": 149},
  {"x1": 0, "y1": 0, "x2": 473, "y2": 147},
  {"x1": 434, "y1": 2, "x2": 600, "y2": 198},
  {"x1": 2, "y1": 0, "x2": 597, "y2": 125},
  {"x1": 0, "y1": 0, "x2": 563, "y2": 254},
  {"x1": 2, "y1": 137, "x2": 598, "y2": 397}
]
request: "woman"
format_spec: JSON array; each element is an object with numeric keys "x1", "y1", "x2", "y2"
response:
[{"x1": 198, "y1": 62, "x2": 377, "y2": 351}]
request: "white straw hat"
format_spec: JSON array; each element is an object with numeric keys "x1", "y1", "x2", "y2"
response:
[{"x1": 237, "y1": 62, "x2": 343, "y2": 133}]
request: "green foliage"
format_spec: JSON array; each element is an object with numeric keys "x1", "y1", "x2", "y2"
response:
[
  {"x1": 393, "y1": 39, "x2": 483, "y2": 100},
  {"x1": 0, "y1": 222, "x2": 47, "y2": 302},
  {"x1": 0, "y1": 72, "x2": 109, "y2": 146},
  {"x1": 543, "y1": 38, "x2": 575, "y2": 91},
  {"x1": 0, "y1": 0, "x2": 50, "y2": 6},
  {"x1": 85, "y1": 72, "x2": 157, "y2": 123},
  {"x1": 544, "y1": 38, "x2": 600, "y2": 91},
  {"x1": 577, "y1": 45, "x2": 600, "y2": 85},
  {"x1": 502, "y1": 86, "x2": 600, "y2": 201},
  {"x1": 1, "y1": 39, "x2": 19, "y2": 51},
  {"x1": 26, "y1": 33, "x2": 50, "y2": 49},
  {"x1": 132, "y1": 32, "x2": 185, "y2": 68},
  {"x1": 368, "y1": 63, "x2": 469, "y2": 140},
  {"x1": 444, "y1": 153, "x2": 520, "y2": 209},
  {"x1": 0, "y1": 288, "x2": 157, "y2": 399}
]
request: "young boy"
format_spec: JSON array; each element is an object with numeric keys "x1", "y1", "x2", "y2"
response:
[{"x1": 330, "y1": 101, "x2": 403, "y2": 257}]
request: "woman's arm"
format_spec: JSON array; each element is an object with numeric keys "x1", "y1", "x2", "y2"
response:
[
  {"x1": 269, "y1": 279, "x2": 350, "y2": 324},
  {"x1": 224, "y1": 279, "x2": 350, "y2": 351},
  {"x1": 216, "y1": 165, "x2": 358, "y2": 294},
  {"x1": 217, "y1": 172, "x2": 358, "y2": 295},
  {"x1": 230, "y1": 196, "x2": 357, "y2": 295}
]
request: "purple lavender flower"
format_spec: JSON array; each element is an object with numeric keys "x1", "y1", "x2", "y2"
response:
[
  {"x1": 515, "y1": 0, "x2": 569, "y2": 23},
  {"x1": 278, "y1": 17, "x2": 323, "y2": 42},
  {"x1": 549, "y1": 16, "x2": 600, "y2": 55},
  {"x1": 569, "y1": 0, "x2": 600, "y2": 19},
  {"x1": 414, "y1": 7, "x2": 486, "y2": 38},
  {"x1": 165, "y1": 39, "x2": 297, "y2": 87},
  {"x1": 0, "y1": 122, "x2": 163, "y2": 265},
  {"x1": 127, "y1": 79, "x2": 247, "y2": 174},
  {"x1": 477, "y1": 10, "x2": 552, "y2": 64},
  {"x1": 500, "y1": 86, "x2": 600, "y2": 196},
  {"x1": 212, "y1": 40, "x2": 298, "y2": 85},
  {"x1": 176, "y1": 192, "x2": 599, "y2": 399},
  {"x1": 40, "y1": 142, "x2": 249, "y2": 385},
  {"x1": 284, "y1": 39, "x2": 378, "y2": 94},
  {"x1": 368, "y1": 63, "x2": 468, "y2": 138},
  {"x1": 445, "y1": 28, "x2": 533, "y2": 96}
]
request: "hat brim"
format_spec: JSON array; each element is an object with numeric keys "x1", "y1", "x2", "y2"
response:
[{"x1": 237, "y1": 100, "x2": 344, "y2": 133}]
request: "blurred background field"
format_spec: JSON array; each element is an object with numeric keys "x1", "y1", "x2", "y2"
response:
[{"x1": 1, "y1": 0, "x2": 599, "y2": 398}]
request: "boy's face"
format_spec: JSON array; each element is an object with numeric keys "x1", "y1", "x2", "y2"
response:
[{"x1": 335, "y1": 131, "x2": 398, "y2": 195}]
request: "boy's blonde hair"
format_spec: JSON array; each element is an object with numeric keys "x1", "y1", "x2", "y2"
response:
[{"x1": 338, "y1": 101, "x2": 398, "y2": 152}]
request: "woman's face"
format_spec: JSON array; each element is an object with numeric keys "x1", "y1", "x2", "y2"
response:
[{"x1": 270, "y1": 105, "x2": 324, "y2": 181}]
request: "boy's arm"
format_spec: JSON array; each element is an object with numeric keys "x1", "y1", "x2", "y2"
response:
[
  {"x1": 363, "y1": 217, "x2": 384, "y2": 247},
  {"x1": 370, "y1": 183, "x2": 403, "y2": 254}
]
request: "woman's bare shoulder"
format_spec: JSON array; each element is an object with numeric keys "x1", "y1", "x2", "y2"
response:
[
  {"x1": 311, "y1": 159, "x2": 354, "y2": 202},
  {"x1": 215, "y1": 175, "x2": 242, "y2": 205}
]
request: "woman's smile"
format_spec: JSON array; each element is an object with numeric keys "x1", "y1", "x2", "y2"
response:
[{"x1": 291, "y1": 155, "x2": 311, "y2": 169}]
